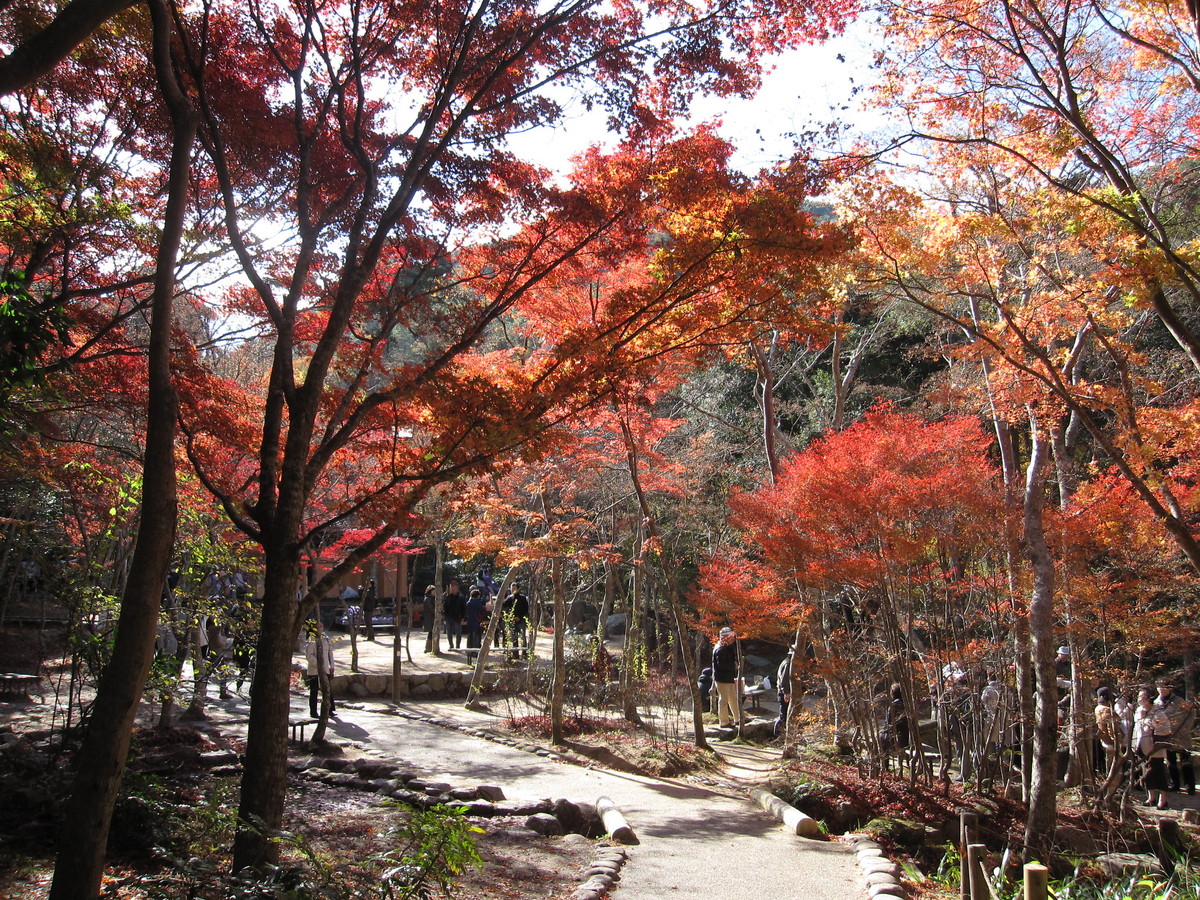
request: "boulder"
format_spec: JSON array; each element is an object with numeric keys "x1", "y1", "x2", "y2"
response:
[
  {"x1": 1055, "y1": 824, "x2": 1099, "y2": 855},
  {"x1": 865, "y1": 817, "x2": 925, "y2": 853},
  {"x1": 551, "y1": 798, "x2": 588, "y2": 835},
  {"x1": 462, "y1": 800, "x2": 497, "y2": 816},
  {"x1": 369, "y1": 764, "x2": 399, "y2": 780},
  {"x1": 348, "y1": 681, "x2": 369, "y2": 698},
  {"x1": 525, "y1": 813, "x2": 566, "y2": 836},
  {"x1": 364, "y1": 675, "x2": 389, "y2": 694},
  {"x1": 605, "y1": 614, "x2": 627, "y2": 635},
  {"x1": 1096, "y1": 853, "x2": 1165, "y2": 879}
]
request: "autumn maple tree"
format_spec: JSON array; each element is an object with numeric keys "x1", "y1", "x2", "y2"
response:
[
  {"x1": 144, "y1": 0, "x2": 859, "y2": 871},
  {"x1": 698, "y1": 406, "x2": 1005, "y2": 758},
  {"x1": 810, "y1": 0, "x2": 1200, "y2": 849}
]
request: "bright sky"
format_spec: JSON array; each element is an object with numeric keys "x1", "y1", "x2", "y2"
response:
[
  {"x1": 691, "y1": 16, "x2": 888, "y2": 172},
  {"x1": 506, "y1": 15, "x2": 887, "y2": 177}
]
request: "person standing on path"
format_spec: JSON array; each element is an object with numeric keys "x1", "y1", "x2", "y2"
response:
[
  {"x1": 697, "y1": 667, "x2": 713, "y2": 713},
  {"x1": 712, "y1": 626, "x2": 741, "y2": 728},
  {"x1": 442, "y1": 580, "x2": 466, "y2": 649},
  {"x1": 1155, "y1": 679, "x2": 1196, "y2": 794},
  {"x1": 422, "y1": 585, "x2": 436, "y2": 635},
  {"x1": 775, "y1": 647, "x2": 793, "y2": 739},
  {"x1": 1136, "y1": 685, "x2": 1171, "y2": 809},
  {"x1": 305, "y1": 623, "x2": 335, "y2": 719},
  {"x1": 502, "y1": 583, "x2": 530, "y2": 658},
  {"x1": 361, "y1": 578, "x2": 378, "y2": 641},
  {"x1": 464, "y1": 587, "x2": 485, "y2": 649}
]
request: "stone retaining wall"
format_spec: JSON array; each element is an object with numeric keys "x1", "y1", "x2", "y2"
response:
[{"x1": 330, "y1": 670, "x2": 494, "y2": 699}]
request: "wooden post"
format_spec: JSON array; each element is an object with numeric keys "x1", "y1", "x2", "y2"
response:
[
  {"x1": 967, "y1": 843, "x2": 988, "y2": 900},
  {"x1": 596, "y1": 796, "x2": 637, "y2": 844},
  {"x1": 1023, "y1": 863, "x2": 1048, "y2": 900},
  {"x1": 960, "y1": 810, "x2": 979, "y2": 900},
  {"x1": 1158, "y1": 817, "x2": 1182, "y2": 850}
]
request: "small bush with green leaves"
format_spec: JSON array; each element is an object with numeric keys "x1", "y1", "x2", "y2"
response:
[{"x1": 377, "y1": 804, "x2": 484, "y2": 900}]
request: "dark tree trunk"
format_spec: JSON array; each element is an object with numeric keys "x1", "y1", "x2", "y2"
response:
[
  {"x1": 48, "y1": 2, "x2": 193, "y2": 893},
  {"x1": 232, "y1": 533, "x2": 304, "y2": 871}
]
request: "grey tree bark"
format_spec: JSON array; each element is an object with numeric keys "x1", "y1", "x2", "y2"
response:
[{"x1": 1022, "y1": 414, "x2": 1060, "y2": 860}]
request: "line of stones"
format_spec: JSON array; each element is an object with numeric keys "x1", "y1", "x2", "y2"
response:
[
  {"x1": 569, "y1": 846, "x2": 628, "y2": 900},
  {"x1": 844, "y1": 833, "x2": 906, "y2": 900}
]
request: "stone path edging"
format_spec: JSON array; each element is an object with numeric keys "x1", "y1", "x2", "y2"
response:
[
  {"x1": 844, "y1": 833, "x2": 906, "y2": 900},
  {"x1": 570, "y1": 846, "x2": 628, "y2": 900}
]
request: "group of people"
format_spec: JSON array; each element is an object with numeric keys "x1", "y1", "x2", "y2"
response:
[
  {"x1": 1095, "y1": 679, "x2": 1195, "y2": 809},
  {"x1": 153, "y1": 569, "x2": 259, "y2": 702},
  {"x1": 701, "y1": 625, "x2": 1198, "y2": 806},
  {"x1": 422, "y1": 581, "x2": 529, "y2": 653},
  {"x1": 302, "y1": 579, "x2": 535, "y2": 718}
]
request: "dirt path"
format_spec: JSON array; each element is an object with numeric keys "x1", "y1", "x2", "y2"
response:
[{"x1": 202, "y1": 679, "x2": 864, "y2": 900}]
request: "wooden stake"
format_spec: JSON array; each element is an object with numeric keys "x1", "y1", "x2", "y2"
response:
[{"x1": 1023, "y1": 863, "x2": 1048, "y2": 900}]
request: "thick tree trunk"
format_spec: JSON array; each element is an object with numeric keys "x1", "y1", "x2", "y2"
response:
[
  {"x1": 232, "y1": 534, "x2": 304, "y2": 871},
  {"x1": 48, "y1": 4, "x2": 192, "y2": 894},
  {"x1": 0, "y1": 0, "x2": 138, "y2": 95},
  {"x1": 1023, "y1": 418, "x2": 1059, "y2": 860}
]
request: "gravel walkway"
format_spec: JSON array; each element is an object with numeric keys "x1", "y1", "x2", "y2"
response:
[{"x1": 205, "y1": 668, "x2": 864, "y2": 900}]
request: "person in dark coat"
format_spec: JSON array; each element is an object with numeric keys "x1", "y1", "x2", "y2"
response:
[
  {"x1": 465, "y1": 588, "x2": 486, "y2": 649},
  {"x1": 442, "y1": 581, "x2": 465, "y2": 649},
  {"x1": 361, "y1": 578, "x2": 378, "y2": 641},
  {"x1": 422, "y1": 585, "x2": 436, "y2": 633},
  {"x1": 775, "y1": 648, "x2": 794, "y2": 738},
  {"x1": 711, "y1": 627, "x2": 741, "y2": 728},
  {"x1": 502, "y1": 584, "x2": 530, "y2": 657}
]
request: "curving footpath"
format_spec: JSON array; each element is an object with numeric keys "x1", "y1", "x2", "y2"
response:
[{"x1": 207, "y1": 689, "x2": 863, "y2": 900}]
